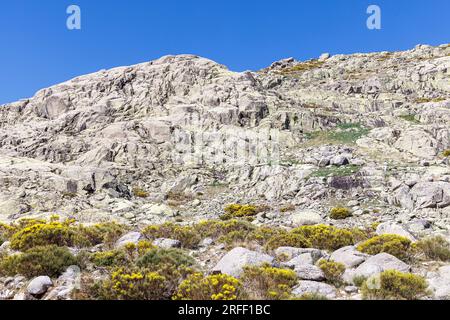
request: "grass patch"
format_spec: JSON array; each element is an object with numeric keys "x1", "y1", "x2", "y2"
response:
[
  {"x1": 304, "y1": 123, "x2": 370, "y2": 145},
  {"x1": 310, "y1": 165, "x2": 361, "y2": 178}
]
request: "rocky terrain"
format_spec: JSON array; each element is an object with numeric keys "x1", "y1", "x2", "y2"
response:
[{"x1": 0, "y1": 44, "x2": 449, "y2": 300}]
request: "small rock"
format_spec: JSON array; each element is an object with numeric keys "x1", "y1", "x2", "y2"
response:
[
  {"x1": 291, "y1": 210, "x2": 323, "y2": 226},
  {"x1": 153, "y1": 238, "x2": 182, "y2": 249},
  {"x1": 292, "y1": 281, "x2": 336, "y2": 298}
]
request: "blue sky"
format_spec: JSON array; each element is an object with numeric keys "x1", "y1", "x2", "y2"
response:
[{"x1": 0, "y1": 0, "x2": 449, "y2": 104}]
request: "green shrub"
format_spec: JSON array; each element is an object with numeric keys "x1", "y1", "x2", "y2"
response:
[
  {"x1": 294, "y1": 293, "x2": 328, "y2": 300},
  {"x1": 329, "y1": 207, "x2": 352, "y2": 220},
  {"x1": 174, "y1": 273, "x2": 241, "y2": 300},
  {"x1": 0, "y1": 245, "x2": 77, "y2": 278},
  {"x1": 136, "y1": 248, "x2": 195, "y2": 268},
  {"x1": 357, "y1": 234, "x2": 412, "y2": 260},
  {"x1": 415, "y1": 236, "x2": 450, "y2": 261},
  {"x1": 292, "y1": 225, "x2": 355, "y2": 251},
  {"x1": 77, "y1": 222, "x2": 128, "y2": 247},
  {"x1": 318, "y1": 259, "x2": 346, "y2": 285},
  {"x1": 443, "y1": 150, "x2": 450, "y2": 157},
  {"x1": 361, "y1": 270, "x2": 428, "y2": 300},
  {"x1": 90, "y1": 250, "x2": 128, "y2": 267},
  {"x1": 142, "y1": 223, "x2": 201, "y2": 249},
  {"x1": 241, "y1": 264, "x2": 298, "y2": 300}
]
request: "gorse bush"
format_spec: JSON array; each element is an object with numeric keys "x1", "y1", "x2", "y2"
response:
[
  {"x1": 8, "y1": 219, "x2": 128, "y2": 251},
  {"x1": 357, "y1": 234, "x2": 412, "y2": 260},
  {"x1": 241, "y1": 264, "x2": 298, "y2": 300},
  {"x1": 221, "y1": 204, "x2": 258, "y2": 220},
  {"x1": 415, "y1": 236, "x2": 450, "y2": 261},
  {"x1": 292, "y1": 225, "x2": 356, "y2": 250},
  {"x1": 174, "y1": 273, "x2": 242, "y2": 300},
  {"x1": 9, "y1": 221, "x2": 79, "y2": 251},
  {"x1": 265, "y1": 232, "x2": 311, "y2": 251},
  {"x1": 361, "y1": 270, "x2": 428, "y2": 300},
  {"x1": 0, "y1": 245, "x2": 77, "y2": 278},
  {"x1": 329, "y1": 207, "x2": 352, "y2": 220},
  {"x1": 96, "y1": 267, "x2": 168, "y2": 300},
  {"x1": 318, "y1": 260, "x2": 346, "y2": 285}
]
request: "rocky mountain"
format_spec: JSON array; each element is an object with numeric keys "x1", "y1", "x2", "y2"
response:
[{"x1": 0, "y1": 44, "x2": 449, "y2": 300}]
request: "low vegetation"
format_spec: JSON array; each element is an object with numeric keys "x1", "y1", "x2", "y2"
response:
[
  {"x1": 318, "y1": 259, "x2": 346, "y2": 285},
  {"x1": 305, "y1": 123, "x2": 370, "y2": 146},
  {"x1": 361, "y1": 270, "x2": 429, "y2": 300},
  {"x1": 0, "y1": 245, "x2": 77, "y2": 278},
  {"x1": 329, "y1": 207, "x2": 352, "y2": 220},
  {"x1": 414, "y1": 236, "x2": 450, "y2": 262},
  {"x1": 357, "y1": 234, "x2": 412, "y2": 260}
]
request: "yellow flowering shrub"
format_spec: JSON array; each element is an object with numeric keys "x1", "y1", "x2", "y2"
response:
[
  {"x1": 292, "y1": 225, "x2": 355, "y2": 250},
  {"x1": 97, "y1": 268, "x2": 168, "y2": 300},
  {"x1": 9, "y1": 221, "x2": 79, "y2": 251},
  {"x1": 361, "y1": 270, "x2": 429, "y2": 300},
  {"x1": 329, "y1": 207, "x2": 352, "y2": 220},
  {"x1": 241, "y1": 264, "x2": 298, "y2": 300},
  {"x1": 318, "y1": 259, "x2": 346, "y2": 285},
  {"x1": 357, "y1": 234, "x2": 412, "y2": 260},
  {"x1": 174, "y1": 273, "x2": 241, "y2": 300},
  {"x1": 221, "y1": 204, "x2": 258, "y2": 220},
  {"x1": 265, "y1": 232, "x2": 311, "y2": 251}
]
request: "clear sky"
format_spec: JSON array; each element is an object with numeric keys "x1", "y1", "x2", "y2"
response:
[{"x1": 0, "y1": 0, "x2": 449, "y2": 104}]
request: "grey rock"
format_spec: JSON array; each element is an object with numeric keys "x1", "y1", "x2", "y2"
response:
[
  {"x1": 115, "y1": 231, "x2": 143, "y2": 248},
  {"x1": 352, "y1": 253, "x2": 411, "y2": 279},
  {"x1": 292, "y1": 281, "x2": 336, "y2": 298},
  {"x1": 375, "y1": 222, "x2": 417, "y2": 241},
  {"x1": 212, "y1": 247, "x2": 274, "y2": 278},
  {"x1": 330, "y1": 246, "x2": 368, "y2": 268},
  {"x1": 27, "y1": 276, "x2": 53, "y2": 296},
  {"x1": 153, "y1": 238, "x2": 182, "y2": 249},
  {"x1": 294, "y1": 264, "x2": 325, "y2": 281}
]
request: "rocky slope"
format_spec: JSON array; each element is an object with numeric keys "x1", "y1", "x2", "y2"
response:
[{"x1": 0, "y1": 44, "x2": 449, "y2": 300}]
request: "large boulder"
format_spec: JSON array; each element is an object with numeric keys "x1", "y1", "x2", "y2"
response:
[
  {"x1": 330, "y1": 246, "x2": 369, "y2": 268},
  {"x1": 349, "y1": 253, "x2": 411, "y2": 280},
  {"x1": 375, "y1": 222, "x2": 417, "y2": 241},
  {"x1": 212, "y1": 247, "x2": 274, "y2": 278},
  {"x1": 427, "y1": 265, "x2": 450, "y2": 299},
  {"x1": 409, "y1": 182, "x2": 450, "y2": 209}
]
